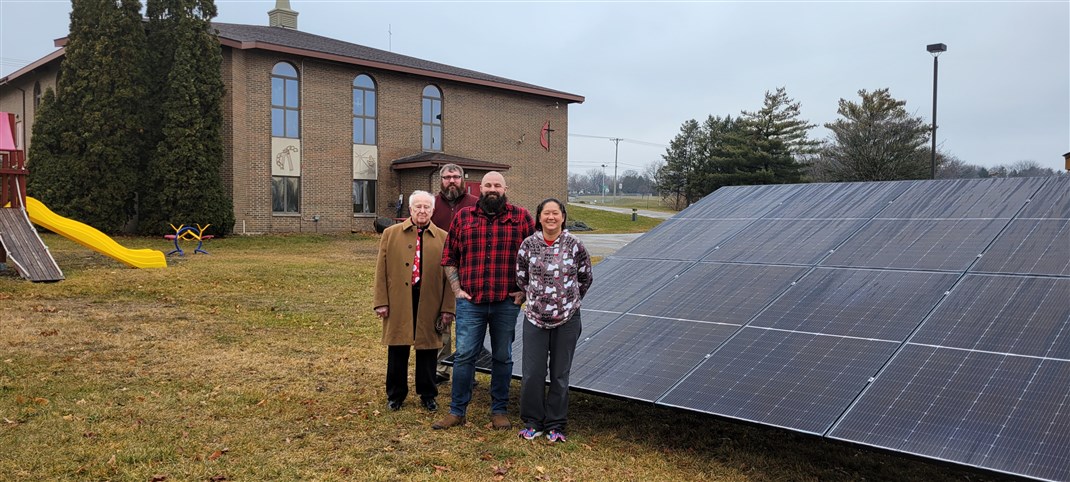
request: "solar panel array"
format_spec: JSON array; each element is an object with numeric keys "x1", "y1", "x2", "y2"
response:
[{"x1": 507, "y1": 176, "x2": 1068, "y2": 481}]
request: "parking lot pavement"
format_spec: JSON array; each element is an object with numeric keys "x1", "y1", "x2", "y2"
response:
[{"x1": 574, "y1": 233, "x2": 643, "y2": 257}]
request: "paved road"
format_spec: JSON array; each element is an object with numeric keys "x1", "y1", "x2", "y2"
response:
[
  {"x1": 575, "y1": 203, "x2": 675, "y2": 220},
  {"x1": 574, "y1": 233, "x2": 643, "y2": 257}
]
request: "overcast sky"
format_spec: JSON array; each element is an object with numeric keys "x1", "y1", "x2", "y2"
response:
[{"x1": 2, "y1": 1, "x2": 1068, "y2": 176}]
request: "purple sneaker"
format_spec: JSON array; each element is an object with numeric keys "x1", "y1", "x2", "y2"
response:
[{"x1": 518, "y1": 427, "x2": 543, "y2": 440}]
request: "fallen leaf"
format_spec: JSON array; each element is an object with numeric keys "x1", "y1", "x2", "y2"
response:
[
  {"x1": 150, "y1": 475, "x2": 167, "y2": 481},
  {"x1": 493, "y1": 465, "x2": 509, "y2": 476},
  {"x1": 208, "y1": 450, "x2": 223, "y2": 461},
  {"x1": 62, "y1": 414, "x2": 74, "y2": 421},
  {"x1": 209, "y1": 475, "x2": 228, "y2": 481},
  {"x1": 33, "y1": 397, "x2": 49, "y2": 405},
  {"x1": 536, "y1": 465, "x2": 545, "y2": 473},
  {"x1": 433, "y1": 465, "x2": 450, "y2": 474},
  {"x1": 480, "y1": 452, "x2": 493, "y2": 461},
  {"x1": 107, "y1": 455, "x2": 116, "y2": 466}
]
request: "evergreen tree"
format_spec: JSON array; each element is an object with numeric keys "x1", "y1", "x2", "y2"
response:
[
  {"x1": 819, "y1": 88, "x2": 931, "y2": 181},
  {"x1": 695, "y1": 115, "x2": 748, "y2": 193},
  {"x1": 657, "y1": 119, "x2": 705, "y2": 209},
  {"x1": 142, "y1": 0, "x2": 234, "y2": 236},
  {"x1": 29, "y1": 0, "x2": 149, "y2": 232},
  {"x1": 27, "y1": 88, "x2": 77, "y2": 204},
  {"x1": 732, "y1": 87, "x2": 818, "y2": 185}
]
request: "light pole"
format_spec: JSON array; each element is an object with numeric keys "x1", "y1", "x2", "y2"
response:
[
  {"x1": 927, "y1": 43, "x2": 946, "y2": 180},
  {"x1": 601, "y1": 164, "x2": 607, "y2": 204},
  {"x1": 610, "y1": 138, "x2": 621, "y2": 197}
]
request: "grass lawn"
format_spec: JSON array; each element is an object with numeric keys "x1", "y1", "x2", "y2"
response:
[
  {"x1": 571, "y1": 195, "x2": 677, "y2": 213},
  {"x1": 0, "y1": 234, "x2": 1015, "y2": 481},
  {"x1": 566, "y1": 204, "x2": 663, "y2": 234}
]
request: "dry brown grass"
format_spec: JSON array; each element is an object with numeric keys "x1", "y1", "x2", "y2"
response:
[{"x1": 0, "y1": 234, "x2": 1016, "y2": 481}]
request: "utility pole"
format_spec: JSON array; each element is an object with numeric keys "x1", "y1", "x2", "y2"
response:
[{"x1": 610, "y1": 138, "x2": 622, "y2": 197}]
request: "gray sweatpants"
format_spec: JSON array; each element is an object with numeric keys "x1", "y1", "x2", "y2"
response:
[{"x1": 519, "y1": 312, "x2": 582, "y2": 433}]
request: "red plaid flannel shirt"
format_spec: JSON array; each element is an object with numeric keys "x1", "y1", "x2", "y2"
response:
[{"x1": 441, "y1": 202, "x2": 535, "y2": 304}]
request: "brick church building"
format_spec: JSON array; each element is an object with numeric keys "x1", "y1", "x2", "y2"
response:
[{"x1": 0, "y1": 1, "x2": 583, "y2": 233}]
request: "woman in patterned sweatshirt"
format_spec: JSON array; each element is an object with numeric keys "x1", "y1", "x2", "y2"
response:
[{"x1": 515, "y1": 198, "x2": 593, "y2": 443}]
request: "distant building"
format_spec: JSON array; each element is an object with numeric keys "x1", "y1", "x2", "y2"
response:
[{"x1": 0, "y1": 1, "x2": 583, "y2": 233}]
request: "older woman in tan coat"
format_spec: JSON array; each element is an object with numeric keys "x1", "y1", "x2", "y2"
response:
[{"x1": 374, "y1": 190, "x2": 455, "y2": 412}]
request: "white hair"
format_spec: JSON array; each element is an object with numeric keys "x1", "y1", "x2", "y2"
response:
[{"x1": 408, "y1": 190, "x2": 435, "y2": 209}]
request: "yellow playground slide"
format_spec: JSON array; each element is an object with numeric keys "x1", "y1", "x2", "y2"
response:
[{"x1": 25, "y1": 196, "x2": 167, "y2": 269}]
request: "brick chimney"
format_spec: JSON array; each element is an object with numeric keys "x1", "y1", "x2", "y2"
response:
[{"x1": 269, "y1": 0, "x2": 298, "y2": 29}]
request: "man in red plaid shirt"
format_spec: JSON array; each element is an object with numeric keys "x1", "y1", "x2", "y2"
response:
[{"x1": 432, "y1": 171, "x2": 534, "y2": 431}]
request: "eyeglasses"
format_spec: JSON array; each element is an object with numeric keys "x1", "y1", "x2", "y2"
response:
[{"x1": 441, "y1": 175, "x2": 462, "y2": 180}]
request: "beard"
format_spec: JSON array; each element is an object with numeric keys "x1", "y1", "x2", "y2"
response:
[
  {"x1": 478, "y1": 192, "x2": 507, "y2": 214},
  {"x1": 441, "y1": 184, "x2": 463, "y2": 202}
]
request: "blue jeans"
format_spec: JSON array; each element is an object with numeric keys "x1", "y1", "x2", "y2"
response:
[{"x1": 450, "y1": 298, "x2": 519, "y2": 416}]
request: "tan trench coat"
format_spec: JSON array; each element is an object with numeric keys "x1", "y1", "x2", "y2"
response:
[{"x1": 373, "y1": 219, "x2": 454, "y2": 349}]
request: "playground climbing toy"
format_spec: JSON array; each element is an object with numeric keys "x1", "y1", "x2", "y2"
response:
[{"x1": 165, "y1": 223, "x2": 213, "y2": 256}]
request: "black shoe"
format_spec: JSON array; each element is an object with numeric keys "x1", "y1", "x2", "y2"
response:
[
  {"x1": 435, "y1": 375, "x2": 450, "y2": 386},
  {"x1": 387, "y1": 399, "x2": 403, "y2": 411},
  {"x1": 421, "y1": 398, "x2": 438, "y2": 412}
]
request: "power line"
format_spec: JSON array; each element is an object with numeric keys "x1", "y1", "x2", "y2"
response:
[{"x1": 569, "y1": 132, "x2": 667, "y2": 147}]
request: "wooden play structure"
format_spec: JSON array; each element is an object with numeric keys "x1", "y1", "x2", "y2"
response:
[
  {"x1": 0, "y1": 111, "x2": 166, "y2": 282},
  {"x1": 0, "y1": 112, "x2": 64, "y2": 281}
]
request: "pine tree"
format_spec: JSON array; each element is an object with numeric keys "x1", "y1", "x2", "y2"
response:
[
  {"x1": 142, "y1": 0, "x2": 234, "y2": 236},
  {"x1": 657, "y1": 119, "x2": 703, "y2": 209},
  {"x1": 819, "y1": 88, "x2": 931, "y2": 181},
  {"x1": 27, "y1": 88, "x2": 76, "y2": 204},
  {"x1": 695, "y1": 115, "x2": 748, "y2": 193},
  {"x1": 31, "y1": 0, "x2": 149, "y2": 232},
  {"x1": 733, "y1": 87, "x2": 818, "y2": 185}
]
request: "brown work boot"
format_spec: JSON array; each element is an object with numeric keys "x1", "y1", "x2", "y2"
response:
[
  {"x1": 490, "y1": 413, "x2": 511, "y2": 430},
  {"x1": 432, "y1": 413, "x2": 466, "y2": 430}
]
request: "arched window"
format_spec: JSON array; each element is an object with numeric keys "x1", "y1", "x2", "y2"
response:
[
  {"x1": 353, "y1": 74, "x2": 376, "y2": 145},
  {"x1": 271, "y1": 62, "x2": 300, "y2": 138},
  {"x1": 353, "y1": 74, "x2": 377, "y2": 214},
  {"x1": 421, "y1": 85, "x2": 442, "y2": 151},
  {"x1": 271, "y1": 62, "x2": 300, "y2": 213},
  {"x1": 33, "y1": 82, "x2": 42, "y2": 109}
]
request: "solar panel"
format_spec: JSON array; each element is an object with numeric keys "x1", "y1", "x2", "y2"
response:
[
  {"x1": 702, "y1": 219, "x2": 866, "y2": 265},
  {"x1": 907, "y1": 275, "x2": 1070, "y2": 358},
  {"x1": 748, "y1": 268, "x2": 960, "y2": 340},
  {"x1": 829, "y1": 346, "x2": 1070, "y2": 482},
  {"x1": 612, "y1": 218, "x2": 750, "y2": 260},
  {"x1": 569, "y1": 314, "x2": 739, "y2": 402},
  {"x1": 660, "y1": 327, "x2": 896, "y2": 434},
  {"x1": 679, "y1": 183, "x2": 801, "y2": 218},
  {"x1": 879, "y1": 177, "x2": 1044, "y2": 219},
  {"x1": 509, "y1": 177, "x2": 1068, "y2": 480},
  {"x1": 824, "y1": 219, "x2": 1007, "y2": 271},
  {"x1": 761, "y1": 180, "x2": 910, "y2": 219},
  {"x1": 628, "y1": 262, "x2": 807, "y2": 324},
  {"x1": 579, "y1": 258, "x2": 691, "y2": 313},
  {"x1": 973, "y1": 177, "x2": 1070, "y2": 276},
  {"x1": 829, "y1": 275, "x2": 1070, "y2": 481},
  {"x1": 657, "y1": 267, "x2": 958, "y2": 433},
  {"x1": 972, "y1": 219, "x2": 1070, "y2": 276},
  {"x1": 1017, "y1": 176, "x2": 1070, "y2": 219}
]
